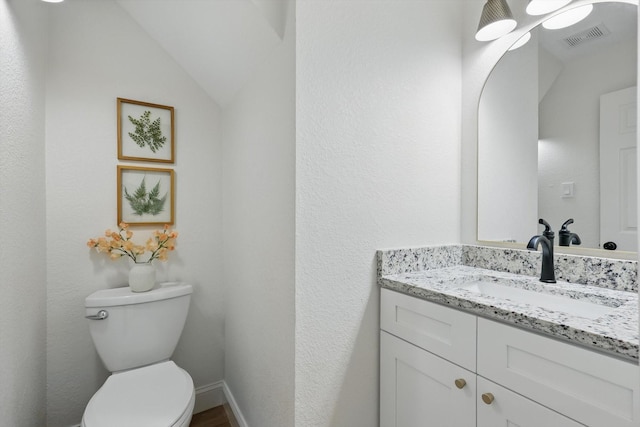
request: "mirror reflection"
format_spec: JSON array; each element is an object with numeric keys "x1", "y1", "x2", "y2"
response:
[{"x1": 478, "y1": 1, "x2": 638, "y2": 252}]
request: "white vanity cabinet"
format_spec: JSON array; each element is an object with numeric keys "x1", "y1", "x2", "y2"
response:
[{"x1": 380, "y1": 288, "x2": 639, "y2": 427}]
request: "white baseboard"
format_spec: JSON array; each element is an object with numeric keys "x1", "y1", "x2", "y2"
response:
[
  {"x1": 193, "y1": 380, "x2": 226, "y2": 414},
  {"x1": 193, "y1": 380, "x2": 248, "y2": 427},
  {"x1": 221, "y1": 381, "x2": 249, "y2": 427}
]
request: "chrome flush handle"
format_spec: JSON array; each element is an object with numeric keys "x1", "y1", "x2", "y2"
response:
[{"x1": 85, "y1": 310, "x2": 109, "y2": 320}]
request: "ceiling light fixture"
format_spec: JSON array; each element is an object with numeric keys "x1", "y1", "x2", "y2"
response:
[
  {"x1": 476, "y1": 0, "x2": 517, "y2": 41},
  {"x1": 542, "y1": 4, "x2": 593, "y2": 30},
  {"x1": 526, "y1": 0, "x2": 572, "y2": 16},
  {"x1": 41, "y1": 0, "x2": 64, "y2": 3}
]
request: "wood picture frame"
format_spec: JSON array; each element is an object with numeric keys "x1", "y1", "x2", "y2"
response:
[
  {"x1": 117, "y1": 98, "x2": 175, "y2": 163},
  {"x1": 117, "y1": 165, "x2": 175, "y2": 225}
]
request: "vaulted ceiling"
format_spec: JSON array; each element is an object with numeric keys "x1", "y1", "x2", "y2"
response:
[{"x1": 116, "y1": 0, "x2": 286, "y2": 107}]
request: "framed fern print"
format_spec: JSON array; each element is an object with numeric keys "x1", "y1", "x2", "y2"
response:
[
  {"x1": 117, "y1": 98, "x2": 174, "y2": 163},
  {"x1": 118, "y1": 166, "x2": 174, "y2": 225}
]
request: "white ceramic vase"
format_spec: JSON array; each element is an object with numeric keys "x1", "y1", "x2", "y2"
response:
[{"x1": 128, "y1": 262, "x2": 156, "y2": 292}]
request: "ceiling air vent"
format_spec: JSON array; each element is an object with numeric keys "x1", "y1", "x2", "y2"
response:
[{"x1": 563, "y1": 24, "x2": 611, "y2": 47}]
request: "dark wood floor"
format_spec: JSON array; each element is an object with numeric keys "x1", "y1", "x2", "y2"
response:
[{"x1": 190, "y1": 404, "x2": 235, "y2": 427}]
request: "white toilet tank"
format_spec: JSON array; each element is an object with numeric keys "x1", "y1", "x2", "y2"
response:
[{"x1": 85, "y1": 282, "x2": 192, "y2": 373}]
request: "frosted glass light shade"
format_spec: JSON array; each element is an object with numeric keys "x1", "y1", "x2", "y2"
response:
[
  {"x1": 41, "y1": 0, "x2": 64, "y2": 2},
  {"x1": 542, "y1": 4, "x2": 594, "y2": 29},
  {"x1": 508, "y1": 32, "x2": 531, "y2": 51},
  {"x1": 476, "y1": 0, "x2": 517, "y2": 41},
  {"x1": 526, "y1": 0, "x2": 572, "y2": 15}
]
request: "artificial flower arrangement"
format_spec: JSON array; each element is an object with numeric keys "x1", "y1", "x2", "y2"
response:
[{"x1": 87, "y1": 222, "x2": 178, "y2": 263}]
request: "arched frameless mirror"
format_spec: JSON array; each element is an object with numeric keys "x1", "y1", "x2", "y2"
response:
[{"x1": 477, "y1": 1, "x2": 638, "y2": 253}]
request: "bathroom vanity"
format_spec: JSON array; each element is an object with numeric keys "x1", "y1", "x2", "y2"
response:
[{"x1": 377, "y1": 245, "x2": 639, "y2": 427}]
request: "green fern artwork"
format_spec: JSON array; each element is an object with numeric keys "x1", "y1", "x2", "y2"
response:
[
  {"x1": 127, "y1": 110, "x2": 167, "y2": 153},
  {"x1": 124, "y1": 177, "x2": 167, "y2": 216}
]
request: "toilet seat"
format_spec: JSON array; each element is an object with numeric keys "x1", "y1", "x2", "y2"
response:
[{"x1": 82, "y1": 361, "x2": 194, "y2": 427}]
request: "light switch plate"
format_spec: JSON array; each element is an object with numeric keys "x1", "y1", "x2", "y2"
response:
[{"x1": 561, "y1": 181, "x2": 575, "y2": 198}]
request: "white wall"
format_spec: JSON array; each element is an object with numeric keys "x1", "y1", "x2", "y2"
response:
[
  {"x1": 295, "y1": 2, "x2": 462, "y2": 425},
  {"x1": 45, "y1": 2, "x2": 223, "y2": 425},
  {"x1": 221, "y1": 1, "x2": 295, "y2": 426},
  {"x1": 538, "y1": 38, "x2": 636, "y2": 248},
  {"x1": 0, "y1": 0, "x2": 47, "y2": 425}
]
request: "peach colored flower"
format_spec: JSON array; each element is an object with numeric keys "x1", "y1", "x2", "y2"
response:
[
  {"x1": 87, "y1": 223, "x2": 178, "y2": 264},
  {"x1": 156, "y1": 248, "x2": 169, "y2": 261}
]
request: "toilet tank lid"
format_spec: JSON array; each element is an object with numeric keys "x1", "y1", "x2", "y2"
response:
[{"x1": 86, "y1": 282, "x2": 192, "y2": 308}]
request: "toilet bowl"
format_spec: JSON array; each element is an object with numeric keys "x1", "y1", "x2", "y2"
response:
[
  {"x1": 81, "y1": 361, "x2": 194, "y2": 427},
  {"x1": 82, "y1": 282, "x2": 194, "y2": 427}
]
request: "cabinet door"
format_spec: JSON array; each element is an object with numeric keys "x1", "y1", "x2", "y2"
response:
[
  {"x1": 477, "y1": 318, "x2": 639, "y2": 427},
  {"x1": 477, "y1": 377, "x2": 585, "y2": 427},
  {"x1": 380, "y1": 331, "x2": 475, "y2": 427}
]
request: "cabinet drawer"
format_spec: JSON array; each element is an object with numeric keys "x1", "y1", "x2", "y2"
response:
[
  {"x1": 477, "y1": 318, "x2": 639, "y2": 427},
  {"x1": 381, "y1": 288, "x2": 476, "y2": 371}
]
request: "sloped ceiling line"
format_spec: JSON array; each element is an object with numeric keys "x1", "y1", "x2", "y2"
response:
[{"x1": 116, "y1": 0, "x2": 284, "y2": 106}]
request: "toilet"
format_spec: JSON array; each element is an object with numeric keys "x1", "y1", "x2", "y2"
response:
[{"x1": 82, "y1": 282, "x2": 195, "y2": 427}]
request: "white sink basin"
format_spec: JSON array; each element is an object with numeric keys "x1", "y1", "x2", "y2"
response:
[{"x1": 459, "y1": 280, "x2": 621, "y2": 320}]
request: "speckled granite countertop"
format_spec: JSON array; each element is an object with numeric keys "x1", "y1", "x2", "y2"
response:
[{"x1": 377, "y1": 245, "x2": 639, "y2": 362}]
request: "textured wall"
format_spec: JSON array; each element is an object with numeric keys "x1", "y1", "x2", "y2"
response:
[
  {"x1": 45, "y1": 2, "x2": 223, "y2": 426},
  {"x1": 221, "y1": 1, "x2": 295, "y2": 426},
  {"x1": 0, "y1": 0, "x2": 47, "y2": 425},
  {"x1": 295, "y1": 2, "x2": 462, "y2": 425}
]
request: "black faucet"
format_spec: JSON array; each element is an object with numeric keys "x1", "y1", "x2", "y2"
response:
[
  {"x1": 527, "y1": 218, "x2": 556, "y2": 283},
  {"x1": 558, "y1": 218, "x2": 581, "y2": 247}
]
